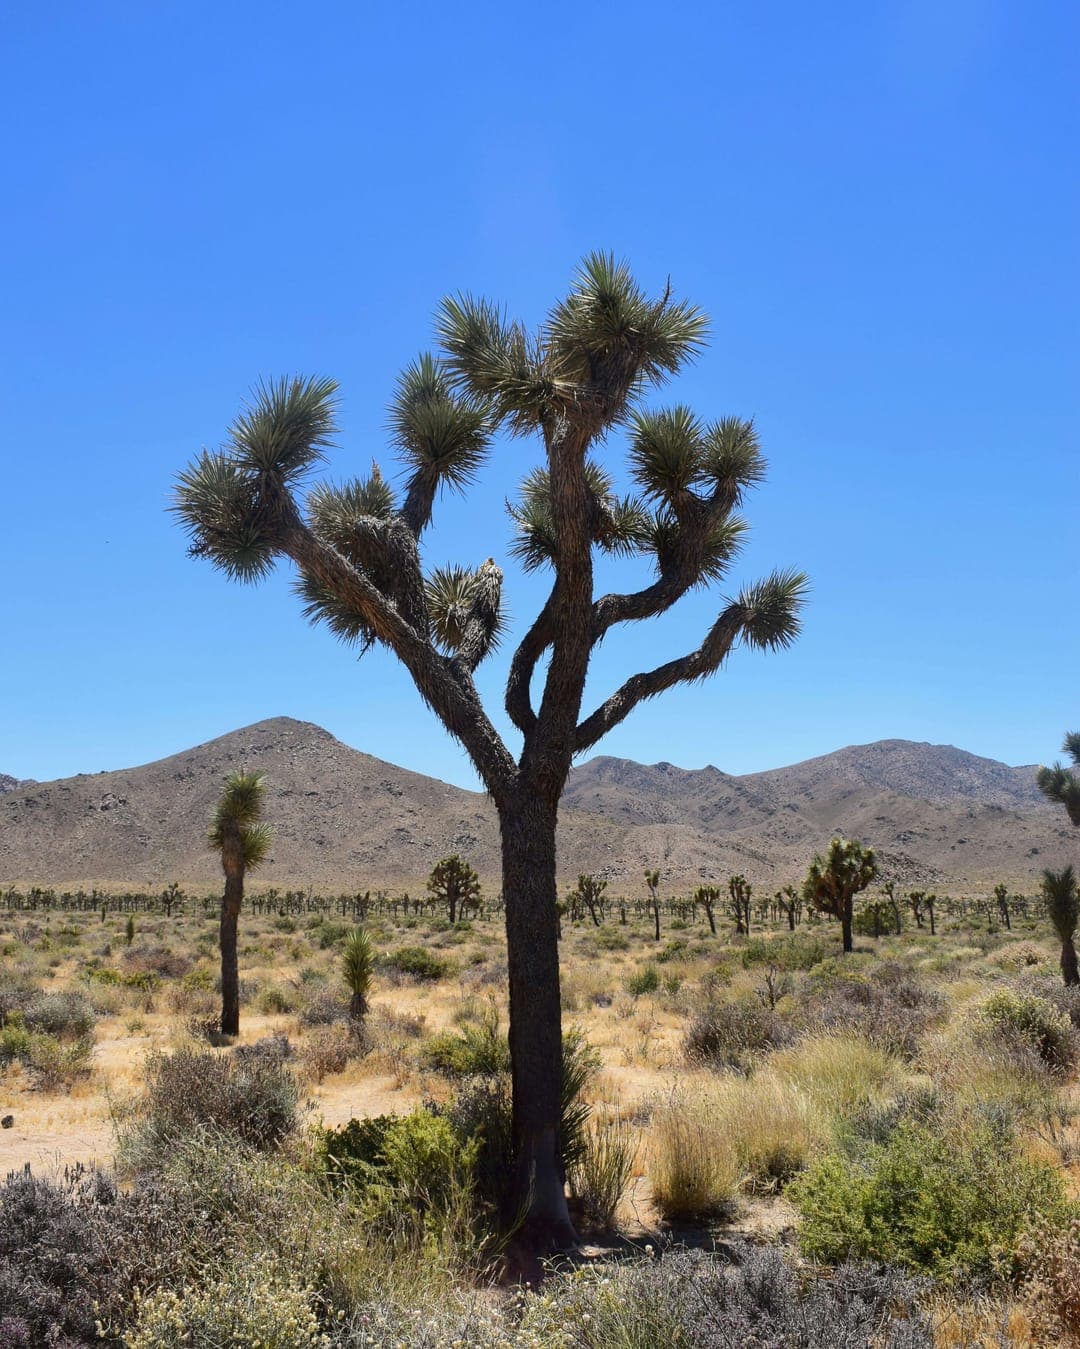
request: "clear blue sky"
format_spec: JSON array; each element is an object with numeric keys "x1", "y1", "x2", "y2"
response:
[{"x1": 2, "y1": 1, "x2": 1076, "y2": 790}]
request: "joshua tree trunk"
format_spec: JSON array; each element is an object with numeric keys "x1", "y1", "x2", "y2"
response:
[
  {"x1": 500, "y1": 791, "x2": 574, "y2": 1247},
  {"x1": 219, "y1": 831, "x2": 244, "y2": 1037},
  {"x1": 1062, "y1": 937, "x2": 1080, "y2": 987},
  {"x1": 841, "y1": 901, "x2": 854, "y2": 954}
]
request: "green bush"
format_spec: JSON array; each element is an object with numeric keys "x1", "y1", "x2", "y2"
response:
[
  {"x1": 790, "y1": 1114, "x2": 1070, "y2": 1282},
  {"x1": 742, "y1": 933, "x2": 827, "y2": 972},
  {"x1": 684, "y1": 998, "x2": 791, "y2": 1072},
  {"x1": 975, "y1": 988, "x2": 1078, "y2": 1075},
  {"x1": 0, "y1": 1023, "x2": 93, "y2": 1090},
  {"x1": 382, "y1": 945, "x2": 450, "y2": 982},
  {"x1": 626, "y1": 964, "x2": 661, "y2": 997},
  {"x1": 421, "y1": 1008, "x2": 510, "y2": 1077}
]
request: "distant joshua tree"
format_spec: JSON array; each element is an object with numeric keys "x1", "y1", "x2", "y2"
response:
[
  {"x1": 571, "y1": 873, "x2": 607, "y2": 927},
  {"x1": 803, "y1": 837, "x2": 877, "y2": 954},
  {"x1": 694, "y1": 884, "x2": 720, "y2": 935},
  {"x1": 993, "y1": 881, "x2": 1011, "y2": 931},
  {"x1": 1038, "y1": 733, "x2": 1080, "y2": 826},
  {"x1": 426, "y1": 853, "x2": 481, "y2": 925},
  {"x1": 728, "y1": 873, "x2": 752, "y2": 936},
  {"x1": 645, "y1": 870, "x2": 662, "y2": 942},
  {"x1": 1043, "y1": 866, "x2": 1080, "y2": 987},
  {"x1": 208, "y1": 771, "x2": 272, "y2": 1036}
]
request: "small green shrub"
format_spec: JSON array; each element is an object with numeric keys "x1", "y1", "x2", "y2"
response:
[
  {"x1": 790, "y1": 1114, "x2": 1070, "y2": 1282},
  {"x1": 382, "y1": 946, "x2": 450, "y2": 982},
  {"x1": 256, "y1": 984, "x2": 299, "y2": 1015},
  {"x1": 742, "y1": 933, "x2": 827, "y2": 972},
  {"x1": 421, "y1": 1009, "x2": 511, "y2": 1077},
  {"x1": 568, "y1": 1110, "x2": 637, "y2": 1230},
  {"x1": 626, "y1": 964, "x2": 661, "y2": 997},
  {"x1": 975, "y1": 988, "x2": 1078, "y2": 1076}
]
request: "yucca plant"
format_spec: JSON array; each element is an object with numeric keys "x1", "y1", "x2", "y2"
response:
[
  {"x1": 1043, "y1": 866, "x2": 1080, "y2": 987},
  {"x1": 342, "y1": 927, "x2": 374, "y2": 1019},
  {"x1": 208, "y1": 771, "x2": 272, "y2": 1036}
]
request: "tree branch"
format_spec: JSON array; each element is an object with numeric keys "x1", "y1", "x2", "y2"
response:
[
  {"x1": 278, "y1": 506, "x2": 517, "y2": 796},
  {"x1": 574, "y1": 607, "x2": 744, "y2": 753}
]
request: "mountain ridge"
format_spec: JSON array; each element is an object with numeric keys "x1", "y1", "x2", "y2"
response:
[{"x1": 0, "y1": 718, "x2": 1067, "y2": 893}]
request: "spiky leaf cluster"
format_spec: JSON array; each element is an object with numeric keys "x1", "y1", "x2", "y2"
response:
[
  {"x1": 1043, "y1": 866, "x2": 1079, "y2": 945},
  {"x1": 1038, "y1": 733, "x2": 1080, "y2": 828},
  {"x1": 508, "y1": 461, "x2": 650, "y2": 572},
  {"x1": 208, "y1": 771, "x2": 272, "y2": 871}
]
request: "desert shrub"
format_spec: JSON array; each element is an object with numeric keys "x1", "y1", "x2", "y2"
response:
[
  {"x1": 421, "y1": 1009, "x2": 511, "y2": 1077},
  {"x1": 301, "y1": 1023, "x2": 367, "y2": 1082},
  {"x1": 234, "y1": 1032, "x2": 293, "y2": 1066},
  {"x1": 1027, "y1": 974, "x2": 1080, "y2": 1030},
  {"x1": 257, "y1": 983, "x2": 300, "y2": 1015},
  {"x1": 684, "y1": 998, "x2": 790, "y2": 1072},
  {"x1": 317, "y1": 921, "x2": 351, "y2": 950},
  {"x1": 768, "y1": 1031, "x2": 904, "y2": 1118},
  {"x1": 974, "y1": 987, "x2": 1078, "y2": 1076},
  {"x1": 996, "y1": 941, "x2": 1049, "y2": 971},
  {"x1": 1019, "y1": 1216, "x2": 1080, "y2": 1345},
  {"x1": 790, "y1": 1113, "x2": 1070, "y2": 1282},
  {"x1": 381, "y1": 946, "x2": 449, "y2": 982},
  {"x1": 717, "y1": 1072, "x2": 823, "y2": 1192},
  {"x1": 741, "y1": 933, "x2": 827, "y2": 972},
  {"x1": 123, "y1": 1256, "x2": 324, "y2": 1349},
  {"x1": 519, "y1": 1244, "x2": 934, "y2": 1348},
  {"x1": 298, "y1": 988, "x2": 350, "y2": 1027},
  {"x1": 799, "y1": 961, "x2": 945, "y2": 1058},
  {"x1": 567, "y1": 1109, "x2": 637, "y2": 1230},
  {"x1": 19, "y1": 989, "x2": 97, "y2": 1039},
  {"x1": 588, "y1": 927, "x2": 630, "y2": 952},
  {"x1": 626, "y1": 964, "x2": 661, "y2": 997},
  {"x1": 649, "y1": 1087, "x2": 740, "y2": 1221},
  {"x1": 444, "y1": 1075, "x2": 514, "y2": 1220},
  {"x1": 0, "y1": 1024, "x2": 93, "y2": 1090},
  {"x1": 124, "y1": 946, "x2": 192, "y2": 979},
  {"x1": 655, "y1": 939, "x2": 688, "y2": 964},
  {"x1": 120, "y1": 1046, "x2": 299, "y2": 1169}
]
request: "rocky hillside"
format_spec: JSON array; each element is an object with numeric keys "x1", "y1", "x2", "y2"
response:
[
  {"x1": 0, "y1": 774, "x2": 30, "y2": 795},
  {"x1": 0, "y1": 719, "x2": 1069, "y2": 893}
]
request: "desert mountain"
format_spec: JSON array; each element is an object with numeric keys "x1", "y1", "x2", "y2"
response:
[
  {"x1": 0, "y1": 719, "x2": 1070, "y2": 893},
  {"x1": 0, "y1": 774, "x2": 31, "y2": 795}
]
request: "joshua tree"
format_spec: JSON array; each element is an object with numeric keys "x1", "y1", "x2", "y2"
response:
[
  {"x1": 173, "y1": 255, "x2": 807, "y2": 1245},
  {"x1": 803, "y1": 837, "x2": 877, "y2": 954},
  {"x1": 993, "y1": 881, "x2": 1011, "y2": 931},
  {"x1": 728, "y1": 873, "x2": 752, "y2": 936},
  {"x1": 343, "y1": 926, "x2": 374, "y2": 1019},
  {"x1": 1043, "y1": 865, "x2": 1080, "y2": 987},
  {"x1": 571, "y1": 873, "x2": 607, "y2": 927},
  {"x1": 208, "y1": 771, "x2": 272, "y2": 1036},
  {"x1": 645, "y1": 869, "x2": 662, "y2": 943},
  {"x1": 694, "y1": 883, "x2": 720, "y2": 935},
  {"x1": 1038, "y1": 733, "x2": 1080, "y2": 826},
  {"x1": 426, "y1": 853, "x2": 481, "y2": 925},
  {"x1": 907, "y1": 889, "x2": 925, "y2": 929},
  {"x1": 883, "y1": 880, "x2": 901, "y2": 934},
  {"x1": 776, "y1": 884, "x2": 800, "y2": 931}
]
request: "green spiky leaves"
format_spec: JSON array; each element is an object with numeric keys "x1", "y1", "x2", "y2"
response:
[
  {"x1": 508, "y1": 462, "x2": 651, "y2": 572},
  {"x1": 390, "y1": 354, "x2": 492, "y2": 492},
  {"x1": 208, "y1": 771, "x2": 273, "y2": 872},
  {"x1": 1043, "y1": 865, "x2": 1079, "y2": 945},
  {"x1": 228, "y1": 376, "x2": 339, "y2": 483},
  {"x1": 732, "y1": 569, "x2": 811, "y2": 652},
  {"x1": 425, "y1": 560, "x2": 505, "y2": 668},
  {"x1": 629, "y1": 409, "x2": 765, "y2": 507},
  {"x1": 173, "y1": 451, "x2": 278, "y2": 582}
]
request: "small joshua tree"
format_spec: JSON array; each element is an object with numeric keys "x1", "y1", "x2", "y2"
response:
[
  {"x1": 426, "y1": 853, "x2": 481, "y2": 925},
  {"x1": 993, "y1": 882, "x2": 1012, "y2": 931},
  {"x1": 803, "y1": 837, "x2": 877, "y2": 954},
  {"x1": 343, "y1": 926, "x2": 374, "y2": 1019},
  {"x1": 644, "y1": 869, "x2": 661, "y2": 942},
  {"x1": 694, "y1": 884, "x2": 720, "y2": 936},
  {"x1": 1043, "y1": 866, "x2": 1080, "y2": 987},
  {"x1": 776, "y1": 884, "x2": 800, "y2": 931},
  {"x1": 728, "y1": 873, "x2": 752, "y2": 936},
  {"x1": 1038, "y1": 733, "x2": 1080, "y2": 826},
  {"x1": 208, "y1": 771, "x2": 272, "y2": 1036},
  {"x1": 571, "y1": 873, "x2": 607, "y2": 927}
]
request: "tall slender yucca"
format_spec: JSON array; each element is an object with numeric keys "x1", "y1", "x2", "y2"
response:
[
  {"x1": 208, "y1": 771, "x2": 272, "y2": 1036},
  {"x1": 342, "y1": 927, "x2": 374, "y2": 1019},
  {"x1": 1043, "y1": 866, "x2": 1080, "y2": 987}
]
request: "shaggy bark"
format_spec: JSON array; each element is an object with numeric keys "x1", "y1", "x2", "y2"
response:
[{"x1": 219, "y1": 824, "x2": 244, "y2": 1037}]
